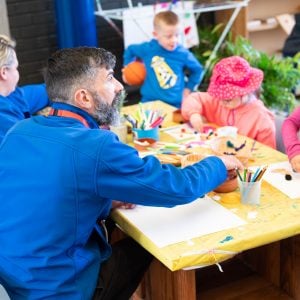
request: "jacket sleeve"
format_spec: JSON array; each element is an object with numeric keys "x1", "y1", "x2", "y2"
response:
[
  {"x1": 95, "y1": 133, "x2": 227, "y2": 207},
  {"x1": 282, "y1": 107, "x2": 300, "y2": 159},
  {"x1": 184, "y1": 51, "x2": 203, "y2": 91},
  {"x1": 20, "y1": 84, "x2": 50, "y2": 113},
  {"x1": 181, "y1": 92, "x2": 205, "y2": 121},
  {"x1": 123, "y1": 43, "x2": 146, "y2": 66}
]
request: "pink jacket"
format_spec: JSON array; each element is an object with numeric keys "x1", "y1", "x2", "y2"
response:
[
  {"x1": 181, "y1": 92, "x2": 276, "y2": 148},
  {"x1": 282, "y1": 106, "x2": 300, "y2": 160}
]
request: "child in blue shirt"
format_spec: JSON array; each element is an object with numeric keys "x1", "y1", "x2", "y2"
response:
[{"x1": 123, "y1": 10, "x2": 203, "y2": 108}]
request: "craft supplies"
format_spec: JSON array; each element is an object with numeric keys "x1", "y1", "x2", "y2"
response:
[
  {"x1": 237, "y1": 166, "x2": 267, "y2": 205},
  {"x1": 210, "y1": 136, "x2": 251, "y2": 166},
  {"x1": 133, "y1": 127, "x2": 159, "y2": 141},
  {"x1": 123, "y1": 104, "x2": 166, "y2": 131}
]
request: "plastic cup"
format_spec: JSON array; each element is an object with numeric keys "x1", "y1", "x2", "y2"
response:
[
  {"x1": 133, "y1": 127, "x2": 159, "y2": 141},
  {"x1": 238, "y1": 178, "x2": 261, "y2": 205},
  {"x1": 110, "y1": 123, "x2": 128, "y2": 143}
]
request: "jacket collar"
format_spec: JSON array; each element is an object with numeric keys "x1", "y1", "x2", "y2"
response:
[{"x1": 50, "y1": 102, "x2": 100, "y2": 129}]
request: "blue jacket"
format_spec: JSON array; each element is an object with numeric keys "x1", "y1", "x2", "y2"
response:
[
  {"x1": 124, "y1": 39, "x2": 203, "y2": 108},
  {"x1": 0, "y1": 84, "x2": 50, "y2": 142},
  {"x1": 0, "y1": 103, "x2": 226, "y2": 299}
]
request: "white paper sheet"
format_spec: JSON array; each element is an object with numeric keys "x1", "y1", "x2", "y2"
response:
[
  {"x1": 160, "y1": 124, "x2": 200, "y2": 142},
  {"x1": 263, "y1": 161, "x2": 300, "y2": 199},
  {"x1": 117, "y1": 196, "x2": 246, "y2": 248}
]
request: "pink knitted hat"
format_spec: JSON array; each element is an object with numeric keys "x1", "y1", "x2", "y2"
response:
[{"x1": 207, "y1": 56, "x2": 264, "y2": 100}]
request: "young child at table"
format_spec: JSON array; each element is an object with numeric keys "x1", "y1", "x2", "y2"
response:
[
  {"x1": 282, "y1": 106, "x2": 300, "y2": 172},
  {"x1": 123, "y1": 10, "x2": 203, "y2": 108},
  {"x1": 181, "y1": 56, "x2": 276, "y2": 148}
]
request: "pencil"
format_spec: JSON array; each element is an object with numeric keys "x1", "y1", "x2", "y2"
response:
[
  {"x1": 251, "y1": 167, "x2": 261, "y2": 182},
  {"x1": 236, "y1": 168, "x2": 243, "y2": 181},
  {"x1": 251, "y1": 140, "x2": 257, "y2": 152},
  {"x1": 243, "y1": 168, "x2": 247, "y2": 181},
  {"x1": 254, "y1": 166, "x2": 267, "y2": 182}
]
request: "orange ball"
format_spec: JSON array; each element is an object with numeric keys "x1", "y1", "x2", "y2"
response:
[{"x1": 123, "y1": 61, "x2": 146, "y2": 86}]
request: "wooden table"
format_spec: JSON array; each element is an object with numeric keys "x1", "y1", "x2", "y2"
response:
[{"x1": 115, "y1": 101, "x2": 300, "y2": 299}]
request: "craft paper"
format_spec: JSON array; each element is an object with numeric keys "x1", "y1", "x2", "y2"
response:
[
  {"x1": 160, "y1": 124, "x2": 200, "y2": 142},
  {"x1": 263, "y1": 161, "x2": 300, "y2": 199},
  {"x1": 123, "y1": 2, "x2": 199, "y2": 49},
  {"x1": 117, "y1": 196, "x2": 246, "y2": 248}
]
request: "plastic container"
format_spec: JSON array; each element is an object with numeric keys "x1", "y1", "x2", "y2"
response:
[
  {"x1": 238, "y1": 178, "x2": 261, "y2": 205},
  {"x1": 133, "y1": 127, "x2": 159, "y2": 141}
]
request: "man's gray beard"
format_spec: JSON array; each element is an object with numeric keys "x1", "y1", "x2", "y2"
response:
[{"x1": 91, "y1": 91, "x2": 123, "y2": 126}]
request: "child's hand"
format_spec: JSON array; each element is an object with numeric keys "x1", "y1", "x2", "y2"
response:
[
  {"x1": 190, "y1": 113, "x2": 204, "y2": 132},
  {"x1": 290, "y1": 154, "x2": 300, "y2": 173},
  {"x1": 183, "y1": 88, "x2": 191, "y2": 100},
  {"x1": 121, "y1": 68, "x2": 128, "y2": 84}
]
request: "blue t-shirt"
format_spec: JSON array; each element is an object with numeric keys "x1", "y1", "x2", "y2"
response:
[{"x1": 124, "y1": 39, "x2": 203, "y2": 108}]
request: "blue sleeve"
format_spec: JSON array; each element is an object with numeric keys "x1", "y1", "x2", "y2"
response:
[
  {"x1": 184, "y1": 51, "x2": 203, "y2": 91},
  {"x1": 96, "y1": 134, "x2": 227, "y2": 207},
  {"x1": 123, "y1": 43, "x2": 146, "y2": 66},
  {"x1": 19, "y1": 84, "x2": 50, "y2": 113}
]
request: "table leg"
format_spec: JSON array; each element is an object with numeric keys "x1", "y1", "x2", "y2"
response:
[{"x1": 145, "y1": 258, "x2": 196, "y2": 300}]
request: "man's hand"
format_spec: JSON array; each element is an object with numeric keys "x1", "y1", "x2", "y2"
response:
[
  {"x1": 112, "y1": 200, "x2": 136, "y2": 210},
  {"x1": 218, "y1": 155, "x2": 244, "y2": 171},
  {"x1": 290, "y1": 154, "x2": 300, "y2": 173}
]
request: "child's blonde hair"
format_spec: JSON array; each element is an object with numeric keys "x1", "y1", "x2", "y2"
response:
[
  {"x1": 0, "y1": 34, "x2": 16, "y2": 68},
  {"x1": 153, "y1": 11, "x2": 179, "y2": 30}
]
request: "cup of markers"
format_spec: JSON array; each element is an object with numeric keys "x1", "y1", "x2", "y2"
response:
[
  {"x1": 236, "y1": 166, "x2": 267, "y2": 205},
  {"x1": 123, "y1": 104, "x2": 166, "y2": 142}
]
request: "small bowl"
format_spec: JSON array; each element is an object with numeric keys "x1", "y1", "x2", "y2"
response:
[
  {"x1": 214, "y1": 177, "x2": 238, "y2": 193},
  {"x1": 134, "y1": 138, "x2": 156, "y2": 151},
  {"x1": 214, "y1": 169, "x2": 238, "y2": 193}
]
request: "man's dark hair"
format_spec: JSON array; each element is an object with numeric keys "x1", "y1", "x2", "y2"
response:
[{"x1": 44, "y1": 47, "x2": 116, "y2": 103}]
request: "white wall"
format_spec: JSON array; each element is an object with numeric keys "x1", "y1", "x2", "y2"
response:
[{"x1": 0, "y1": 0, "x2": 10, "y2": 36}]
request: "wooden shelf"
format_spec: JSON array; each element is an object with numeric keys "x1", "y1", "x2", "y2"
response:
[
  {"x1": 196, "y1": 257, "x2": 292, "y2": 300},
  {"x1": 247, "y1": 19, "x2": 278, "y2": 32},
  {"x1": 245, "y1": 0, "x2": 300, "y2": 55}
]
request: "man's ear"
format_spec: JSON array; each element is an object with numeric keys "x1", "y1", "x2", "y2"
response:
[{"x1": 74, "y1": 89, "x2": 93, "y2": 110}]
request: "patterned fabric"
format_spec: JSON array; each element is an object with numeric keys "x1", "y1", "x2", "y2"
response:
[{"x1": 207, "y1": 56, "x2": 263, "y2": 100}]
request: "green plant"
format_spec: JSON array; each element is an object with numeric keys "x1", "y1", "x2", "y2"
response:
[
  {"x1": 192, "y1": 24, "x2": 228, "y2": 83},
  {"x1": 192, "y1": 24, "x2": 300, "y2": 112}
]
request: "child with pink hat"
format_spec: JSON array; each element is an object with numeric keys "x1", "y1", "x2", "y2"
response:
[{"x1": 181, "y1": 56, "x2": 276, "y2": 148}]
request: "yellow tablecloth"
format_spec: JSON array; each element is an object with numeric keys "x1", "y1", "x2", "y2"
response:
[{"x1": 112, "y1": 101, "x2": 297, "y2": 271}]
